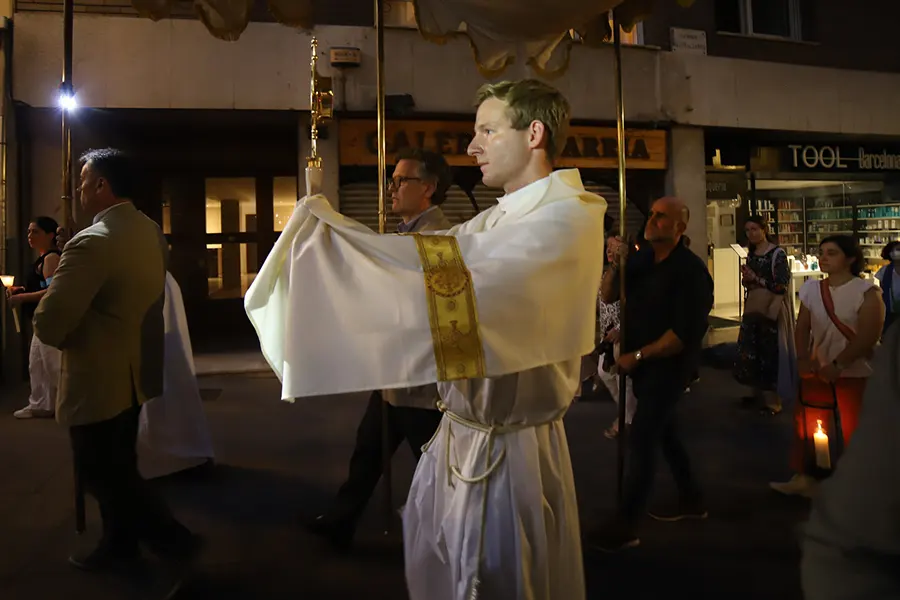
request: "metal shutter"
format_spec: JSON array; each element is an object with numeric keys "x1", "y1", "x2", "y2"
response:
[
  {"x1": 338, "y1": 183, "x2": 499, "y2": 231},
  {"x1": 583, "y1": 182, "x2": 646, "y2": 240},
  {"x1": 338, "y1": 180, "x2": 642, "y2": 236}
]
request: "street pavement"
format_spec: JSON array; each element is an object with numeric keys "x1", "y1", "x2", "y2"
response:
[{"x1": 0, "y1": 362, "x2": 809, "y2": 600}]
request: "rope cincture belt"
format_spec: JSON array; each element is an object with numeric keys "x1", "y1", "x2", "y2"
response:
[{"x1": 429, "y1": 400, "x2": 564, "y2": 600}]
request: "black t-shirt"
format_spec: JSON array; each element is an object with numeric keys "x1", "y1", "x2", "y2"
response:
[
  {"x1": 621, "y1": 242, "x2": 713, "y2": 393},
  {"x1": 22, "y1": 249, "x2": 60, "y2": 321}
]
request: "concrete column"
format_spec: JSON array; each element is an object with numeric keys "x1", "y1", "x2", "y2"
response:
[
  {"x1": 298, "y1": 116, "x2": 341, "y2": 209},
  {"x1": 666, "y1": 125, "x2": 708, "y2": 263}
]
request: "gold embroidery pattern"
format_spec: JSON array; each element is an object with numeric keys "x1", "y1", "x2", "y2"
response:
[{"x1": 413, "y1": 235, "x2": 486, "y2": 381}]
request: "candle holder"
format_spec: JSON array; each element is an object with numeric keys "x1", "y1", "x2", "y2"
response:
[{"x1": 0, "y1": 275, "x2": 21, "y2": 333}]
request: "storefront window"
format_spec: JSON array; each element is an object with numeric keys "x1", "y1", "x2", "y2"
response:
[
  {"x1": 205, "y1": 178, "x2": 257, "y2": 235},
  {"x1": 274, "y1": 176, "x2": 298, "y2": 232},
  {"x1": 752, "y1": 179, "x2": 897, "y2": 274},
  {"x1": 206, "y1": 242, "x2": 257, "y2": 299}
]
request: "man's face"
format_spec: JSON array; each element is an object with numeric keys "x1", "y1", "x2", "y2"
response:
[
  {"x1": 467, "y1": 97, "x2": 531, "y2": 191},
  {"x1": 644, "y1": 199, "x2": 685, "y2": 243},
  {"x1": 78, "y1": 162, "x2": 101, "y2": 214},
  {"x1": 389, "y1": 159, "x2": 432, "y2": 220}
]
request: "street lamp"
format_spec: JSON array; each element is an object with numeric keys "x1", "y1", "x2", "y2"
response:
[{"x1": 58, "y1": 85, "x2": 77, "y2": 112}]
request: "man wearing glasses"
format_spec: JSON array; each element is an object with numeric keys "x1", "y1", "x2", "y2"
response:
[{"x1": 307, "y1": 147, "x2": 452, "y2": 552}]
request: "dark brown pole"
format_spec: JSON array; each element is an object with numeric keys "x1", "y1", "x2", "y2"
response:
[{"x1": 61, "y1": 0, "x2": 84, "y2": 535}]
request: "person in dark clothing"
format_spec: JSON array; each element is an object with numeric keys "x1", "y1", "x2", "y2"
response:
[
  {"x1": 7, "y1": 216, "x2": 62, "y2": 418},
  {"x1": 587, "y1": 196, "x2": 714, "y2": 552},
  {"x1": 306, "y1": 149, "x2": 451, "y2": 552}
]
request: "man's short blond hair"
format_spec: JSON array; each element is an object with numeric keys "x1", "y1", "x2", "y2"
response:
[{"x1": 474, "y1": 79, "x2": 571, "y2": 161}]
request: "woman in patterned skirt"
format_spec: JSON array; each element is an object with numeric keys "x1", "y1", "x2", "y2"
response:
[{"x1": 734, "y1": 216, "x2": 794, "y2": 415}]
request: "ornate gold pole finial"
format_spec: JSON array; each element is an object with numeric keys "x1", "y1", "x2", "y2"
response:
[{"x1": 306, "y1": 37, "x2": 333, "y2": 196}]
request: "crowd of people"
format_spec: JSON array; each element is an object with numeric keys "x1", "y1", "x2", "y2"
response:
[{"x1": 5, "y1": 76, "x2": 898, "y2": 600}]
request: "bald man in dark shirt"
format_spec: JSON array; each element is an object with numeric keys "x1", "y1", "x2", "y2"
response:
[{"x1": 587, "y1": 196, "x2": 713, "y2": 553}]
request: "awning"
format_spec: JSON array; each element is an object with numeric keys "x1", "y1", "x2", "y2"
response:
[{"x1": 132, "y1": 0, "x2": 694, "y2": 76}]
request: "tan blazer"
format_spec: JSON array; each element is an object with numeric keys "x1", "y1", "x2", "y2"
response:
[
  {"x1": 383, "y1": 205, "x2": 452, "y2": 409},
  {"x1": 33, "y1": 202, "x2": 167, "y2": 427}
]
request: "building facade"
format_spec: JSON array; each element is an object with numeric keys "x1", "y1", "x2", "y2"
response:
[{"x1": 3, "y1": 0, "x2": 900, "y2": 371}]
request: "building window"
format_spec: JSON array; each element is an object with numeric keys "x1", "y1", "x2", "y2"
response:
[
  {"x1": 608, "y1": 14, "x2": 645, "y2": 46},
  {"x1": 715, "y1": 0, "x2": 813, "y2": 41},
  {"x1": 570, "y1": 15, "x2": 645, "y2": 46}
]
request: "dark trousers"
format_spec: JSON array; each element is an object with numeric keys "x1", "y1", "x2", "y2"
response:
[
  {"x1": 330, "y1": 391, "x2": 443, "y2": 526},
  {"x1": 620, "y1": 381, "x2": 701, "y2": 525},
  {"x1": 70, "y1": 405, "x2": 192, "y2": 557}
]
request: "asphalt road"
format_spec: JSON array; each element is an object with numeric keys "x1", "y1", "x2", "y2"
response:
[{"x1": 0, "y1": 364, "x2": 808, "y2": 600}]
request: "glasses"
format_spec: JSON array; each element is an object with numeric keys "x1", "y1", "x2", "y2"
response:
[{"x1": 386, "y1": 176, "x2": 422, "y2": 189}]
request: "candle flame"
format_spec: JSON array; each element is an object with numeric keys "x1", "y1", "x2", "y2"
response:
[{"x1": 816, "y1": 419, "x2": 826, "y2": 435}]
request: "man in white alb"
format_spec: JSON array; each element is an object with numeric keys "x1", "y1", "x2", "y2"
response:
[{"x1": 245, "y1": 79, "x2": 606, "y2": 600}]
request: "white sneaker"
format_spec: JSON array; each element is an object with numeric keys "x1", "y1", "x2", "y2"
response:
[
  {"x1": 13, "y1": 407, "x2": 54, "y2": 419},
  {"x1": 770, "y1": 474, "x2": 818, "y2": 498}
]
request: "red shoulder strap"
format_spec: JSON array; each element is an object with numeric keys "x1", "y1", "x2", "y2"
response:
[{"x1": 819, "y1": 279, "x2": 856, "y2": 343}]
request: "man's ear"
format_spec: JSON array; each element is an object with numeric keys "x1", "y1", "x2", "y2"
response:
[
  {"x1": 424, "y1": 180, "x2": 437, "y2": 203},
  {"x1": 528, "y1": 120, "x2": 548, "y2": 152}
]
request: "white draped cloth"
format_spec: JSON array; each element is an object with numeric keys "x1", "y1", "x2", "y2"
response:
[
  {"x1": 138, "y1": 272, "x2": 215, "y2": 480},
  {"x1": 246, "y1": 169, "x2": 606, "y2": 600}
]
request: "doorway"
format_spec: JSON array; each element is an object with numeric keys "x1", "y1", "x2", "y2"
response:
[{"x1": 162, "y1": 173, "x2": 299, "y2": 350}]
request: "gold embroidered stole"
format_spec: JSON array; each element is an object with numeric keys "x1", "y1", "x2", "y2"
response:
[{"x1": 412, "y1": 234, "x2": 486, "y2": 380}]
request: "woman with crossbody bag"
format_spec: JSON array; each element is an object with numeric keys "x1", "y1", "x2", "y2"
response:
[
  {"x1": 734, "y1": 217, "x2": 795, "y2": 415},
  {"x1": 770, "y1": 235, "x2": 884, "y2": 497}
]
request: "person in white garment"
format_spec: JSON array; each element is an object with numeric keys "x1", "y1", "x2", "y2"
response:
[
  {"x1": 597, "y1": 232, "x2": 637, "y2": 439},
  {"x1": 245, "y1": 79, "x2": 606, "y2": 600},
  {"x1": 137, "y1": 271, "x2": 215, "y2": 479}
]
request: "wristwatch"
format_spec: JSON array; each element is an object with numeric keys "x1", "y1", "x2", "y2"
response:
[{"x1": 635, "y1": 350, "x2": 643, "y2": 361}]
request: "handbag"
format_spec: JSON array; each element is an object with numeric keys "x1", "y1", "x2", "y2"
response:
[{"x1": 743, "y1": 248, "x2": 786, "y2": 322}]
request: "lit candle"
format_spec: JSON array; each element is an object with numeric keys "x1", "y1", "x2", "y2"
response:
[
  {"x1": 814, "y1": 419, "x2": 831, "y2": 470},
  {"x1": 0, "y1": 275, "x2": 20, "y2": 333}
]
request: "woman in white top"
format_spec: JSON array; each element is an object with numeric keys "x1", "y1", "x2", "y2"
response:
[{"x1": 771, "y1": 235, "x2": 884, "y2": 497}]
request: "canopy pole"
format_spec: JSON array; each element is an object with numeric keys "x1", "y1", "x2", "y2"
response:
[
  {"x1": 612, "y1": 12, "x2": 629, "y2": 508},
  {"x1": 374, "y1": 0, "x2": 393, "y2": 534},
  {"x1": 61, "y1": 0, "x2": 84, "y2": 535},
  {"x1": 61, "y1": 0, "x2": 73, "y2": 233}
]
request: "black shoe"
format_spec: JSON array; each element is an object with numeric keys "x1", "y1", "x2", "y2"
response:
[
  {"x1": 306, "y1": 514, "x2": 354, "y2": 553},
  {"x1": 584, "y1": 520, "x2": 640, "y2": 553},
  {"x1": 648, "y1": 501, "x2": 708, "y2": 522},
  {"x1": 68, "y1": 545, "x2": 143, "y2": 573}
]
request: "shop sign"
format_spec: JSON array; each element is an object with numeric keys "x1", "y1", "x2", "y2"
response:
[
  {"x1": 339, "y1": 120, "x2": 667, "y2": 170},
  {"x1": 706, "y1": 171, "x2": 746, "y2": 199},
  {"x1": 784, "y1": 144, "x2": 900, "y2": 172}
]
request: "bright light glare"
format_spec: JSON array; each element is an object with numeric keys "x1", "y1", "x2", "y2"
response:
[{"x1": 58, "y1": 93, "x2": 77, "y2": 111}]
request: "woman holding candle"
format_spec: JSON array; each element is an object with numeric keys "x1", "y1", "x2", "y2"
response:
[
  {"x1": 6, "y1": 217, "x2": 61, "y2": 419},
  {"x1": 770, "y1": 235, "x2": 884, "y2": 497},
  {"x1": 733, "y1": 216, "x2": 794, "y2": 415}
]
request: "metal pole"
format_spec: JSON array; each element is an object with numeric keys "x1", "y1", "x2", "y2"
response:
[
  {"x1": 61, "y1": 0, "x2": 83, "y2": 535},
  {"x1": 61, "y1": 0, "x2": 73, "y2": 233},
  {"x1": 374, "y1": 0, "x2": 393, "y2": 534},
  {"x1": 612, "y1": 13, "x2": 629, "y2": 507}
]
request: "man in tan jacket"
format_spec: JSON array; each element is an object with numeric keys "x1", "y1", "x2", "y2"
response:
[{"x1": 34, "y1": 148, "x2": 198, "y2": 577}]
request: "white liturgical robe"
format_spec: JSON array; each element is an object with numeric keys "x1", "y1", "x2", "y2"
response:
[
  {"x1": 245, "y1": 169, "x2": 606, "y2": 600},
  {"x1": 137, "y1": 272, "x2": 215, "y2": 479}
]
